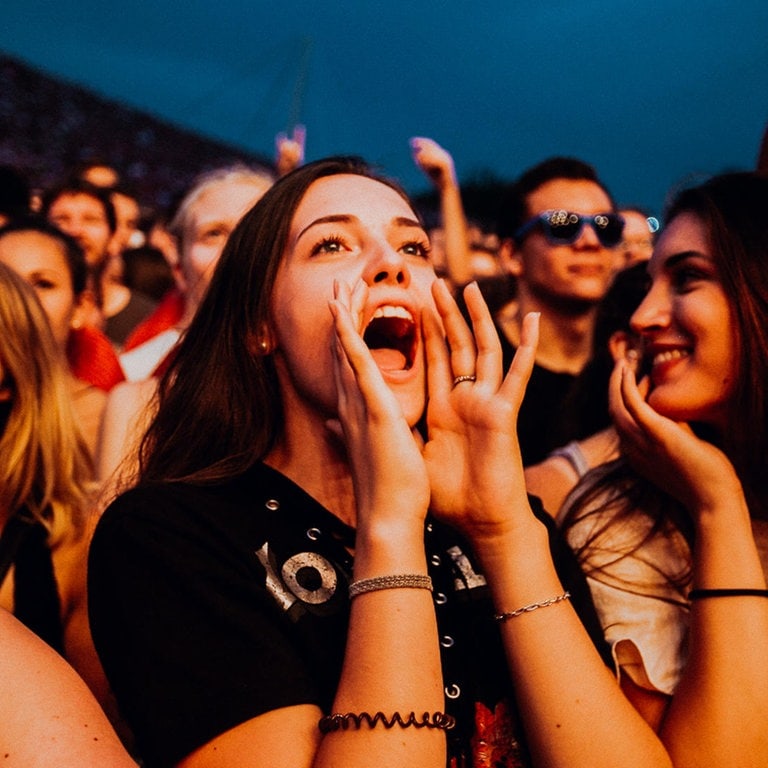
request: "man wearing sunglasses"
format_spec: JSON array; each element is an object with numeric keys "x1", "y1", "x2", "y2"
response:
[{"x1": 494, "y1": 156, "x2": 625, "y2": 467}]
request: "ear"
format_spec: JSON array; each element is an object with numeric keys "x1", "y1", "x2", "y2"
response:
[
  {"x1": 608, "y1": 330, "x2": 641, "y2": 367},
  {"x1": 498, "y1": 238, "x2": 524, "y2": 278},
  {"x1": 164, "y1": 234, "x2": 181, "y2": 269},
  {"x1": 106, "y1": 231, "x2": 123, "y2": 259},
  {"x1": 246, "y1": 323, "x2": 276, "y2": 356},
  {"x1": 172, "y1": 261, "x2": 187, "y2": 293},
  {"x1": 150, "y1": 228, "x2": 180, "y2": 269},
  {"x1": 71, "y1": 288, "x2": 100, "y2": 330}
]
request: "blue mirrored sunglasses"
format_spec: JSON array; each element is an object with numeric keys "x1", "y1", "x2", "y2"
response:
[{"x1": 513, "y1": 210, "x2": 625, "y2": 248}]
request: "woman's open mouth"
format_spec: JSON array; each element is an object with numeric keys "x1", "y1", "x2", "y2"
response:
[{"x1": 363, "y1": 305, "x2": 416, "y2": 371}]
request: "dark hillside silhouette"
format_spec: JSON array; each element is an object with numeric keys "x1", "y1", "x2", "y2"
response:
[{"x1": 0, "y1": 53, "x2": 273, "y2": 212}]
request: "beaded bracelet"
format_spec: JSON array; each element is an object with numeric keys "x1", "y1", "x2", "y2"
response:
[
  {"x1": 494, "y1": 591, "x2": 571, "y2": 622},
  {"x1": 348, "y1": 574, "x2": 433, "y2": 599},
  {"x1": 688, "y1": 588, "x2": 768, "y2": 600},
  {"x1": 319, "y1": 710, "x2": 455, "y2": 734}
]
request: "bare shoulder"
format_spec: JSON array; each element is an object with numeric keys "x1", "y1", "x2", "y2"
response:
[
  {"x1": 103, "y1": 377, "x2": 159, "y2": 420},
  {"x1": 0, "y1": 608, "x2": 137, "y2": 767},
  {"x1": 96, "y1": 378, "x2": 159, "y2": 485},
  {"x1": 577, "y1": 427, "x2": 620, "y2": 469},
  {"x1": 525, "y1": 455, "x2": 580, "y2": 518}
]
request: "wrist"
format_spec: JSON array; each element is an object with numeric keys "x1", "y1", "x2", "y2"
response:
[
  {"x1": 693, "y1": 494, "x2": 751, "y2": 536},
  {"x1": 353, "y1": 520, "x2": 428, "y2": 578},
  {"x1": 435, "y1": 171, "x2": 459, "y2": 193},
  {"x1": 479, "y1": 529, "x2": 568, "y2": 617},
  {"x1": 464, "y1": 515, "x2": 550, "y2": 570}
]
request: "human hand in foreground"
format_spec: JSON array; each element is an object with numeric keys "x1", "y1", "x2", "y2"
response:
[
  {"x1": 410, "y1": 137, "x2": 458, "y2": 191},
  {"x1": 609, "y1": 359, "x2": 744, "y2": 519},
  {"x1": 328, "y1": 279, "x2": 430, "y2": 527},
  {"x1": 423, "y1": 280, "x2": 539, "y2": 541}
]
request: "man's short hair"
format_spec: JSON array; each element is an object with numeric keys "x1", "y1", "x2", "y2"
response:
[
  {"x1": 496, "y1": 157, "x2": 615, "y2": 242},
  {"x1": 39, "y1": 179, "x2": 118, "y2": 234},
  {"x1": 168, "y1": 164, "x2": 276, "y2": 246}
]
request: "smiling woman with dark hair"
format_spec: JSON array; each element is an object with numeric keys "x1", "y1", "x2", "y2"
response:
[{"x1": 561, "y1": 172, "x2": 768, "y2": 765}]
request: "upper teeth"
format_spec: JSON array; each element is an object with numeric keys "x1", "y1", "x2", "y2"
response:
[
  {"x1": 372, "y1": 305, "x2": 413, "y2": 321},
  {"x1": 653, "y1": 349, "x2": 689, "y2": 365}
]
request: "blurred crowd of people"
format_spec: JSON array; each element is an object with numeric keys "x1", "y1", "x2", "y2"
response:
[{"x1": 1, "y1": 115, "x2": 767, "y2": 768}]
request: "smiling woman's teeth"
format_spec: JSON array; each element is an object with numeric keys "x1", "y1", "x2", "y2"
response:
[{"x1": 653, "y1": 349, "x2": 690, "y2": 365}]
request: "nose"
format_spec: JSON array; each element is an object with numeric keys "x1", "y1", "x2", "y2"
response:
[
  {"x1": 629, "y1": 280, "x2": 669, "y2": 336},
  {"x1": 60, "y1": 219, "x2": 85, "y2": 239},
  {"x1": 362, "y1": 243, "x2": 411, "y2": 287},
  {"x1": 573, "y1": 221, "x2": 601, "y2": 249}
]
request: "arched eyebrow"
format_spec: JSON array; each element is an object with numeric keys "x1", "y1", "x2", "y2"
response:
[
  {"x1": 393, "y1": 216, "x2": 424, "y2": 230},
  {"x1": 297, "y1": 214, "x2": 354, "y2": 241},
  {"x1": 296, "y1": 214, "x2": 423, "y2": 242},
  {"x1": 663, "y1": 250, "x2": 710, "y2": 269},
  {"x1": 194, "y1": 218, "x2": 232, "y2": 233}
]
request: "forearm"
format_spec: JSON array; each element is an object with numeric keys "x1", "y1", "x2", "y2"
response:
[
  {"x1": 314, "y1": 522, "x2": 445, "y2": 768},
  {"x1": 408, "y1": 137, "x2": 472, "y2": 287},
  {"x1": 475, "y1": 521, "x2": 672, "y2": 768},
  {"x1": 661, "y1": 501, "x2": 768, "y2": 767},
  {"x1": 438, "y1": 180, "x2": 473, "y2": 288}
]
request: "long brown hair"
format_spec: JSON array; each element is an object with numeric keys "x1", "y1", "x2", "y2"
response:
[
  {"x1": 561, "y1": 172, "x2": 768, "y2": 592},
  {"x1": 138, "y1": 156, "x2": 416, "y2": 485}
]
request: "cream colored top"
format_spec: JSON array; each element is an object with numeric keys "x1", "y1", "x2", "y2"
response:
[
  {"x1": 562, "y1": 505, "x2": 690, "y2": 694},
  {"x1": 562, "y1": 499, "x2": 768, "y2": 696}
]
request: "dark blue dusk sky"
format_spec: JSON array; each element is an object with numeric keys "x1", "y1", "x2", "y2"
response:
[{"x1": 2, "y1": 0, "x2": 767, "y2": 215}]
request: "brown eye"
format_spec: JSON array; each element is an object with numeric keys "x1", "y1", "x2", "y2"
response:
[
  {"x1": 401, "y1": 241, "x2": 430, "y2": 259},
  {"x1": 311, "y1": 236, "x2": 347, "y2": 256}
]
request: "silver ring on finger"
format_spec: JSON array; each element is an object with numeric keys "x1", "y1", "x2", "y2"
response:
[{"x1": 452, "y1": 374, "x2": 477, "y2": 388}]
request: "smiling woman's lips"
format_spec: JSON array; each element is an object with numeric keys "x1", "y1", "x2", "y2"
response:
[
  {"x1": 650, "y1": 348, "x2": 690, "y2": 385},
  {"x1": 652, "y1": 349, "x2": 690, "y2": 366}
]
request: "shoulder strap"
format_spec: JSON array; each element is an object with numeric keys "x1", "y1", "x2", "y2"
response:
[{"x1": 549, "y1": 440, "x2": 590, "y2": 478}]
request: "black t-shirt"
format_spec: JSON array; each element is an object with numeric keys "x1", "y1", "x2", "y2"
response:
[
  {"x1": 105, "y1": 290, "x2": 157, "y2": 348},
  {"x1": 88, "y1": 462, "x2": 608, "y2": 767},
  {"x1": 497, "y1": 324, "x2": 577, "y2": 466}
]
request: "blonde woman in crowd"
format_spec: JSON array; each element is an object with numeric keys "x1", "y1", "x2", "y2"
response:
[
  {"x1": 0, "y1": 262, "x2": 119, "y2": 734},
  {"x1": 0, "y1": 217, "x2": 124, "y2": 456}
]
